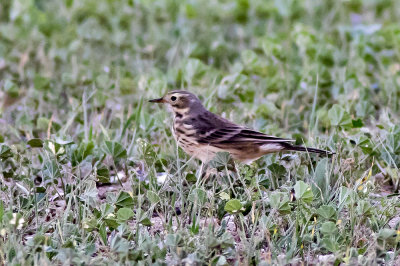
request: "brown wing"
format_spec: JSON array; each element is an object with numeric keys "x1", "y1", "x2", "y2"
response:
[{"x1": 191, "y1": 111, "x2": 294, "y2": 145}]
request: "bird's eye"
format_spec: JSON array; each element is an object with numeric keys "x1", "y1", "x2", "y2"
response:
[{"x1": 171, "y1": 96, "x2": 177, "y2": 101}]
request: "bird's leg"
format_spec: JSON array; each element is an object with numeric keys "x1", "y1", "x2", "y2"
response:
[
  {"x1": 226, "y1": 156, "x2": 239, "y2": 179},
  {"x1": 199, "y1": 163, "x2": 219, "y2": 186},
  {"x1": 196, "y1": 162, "x2": 206, "y2": 187},
  {"x1": 231, "y1": 162, "x2": 241, "y2": 180},
  {"x1": 200, "y1": 162, "x2": 207, "y2": 177},
  {"x1": 198, "y1": 162, "x2": 210, "y2": 181}
]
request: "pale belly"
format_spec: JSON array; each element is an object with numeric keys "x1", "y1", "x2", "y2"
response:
[{"x1": 176, "y1": 136, "x2": 222, "y2": 163}]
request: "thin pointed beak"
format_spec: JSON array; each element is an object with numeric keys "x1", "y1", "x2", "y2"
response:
[{"x1": 149, "y1": 97, "x2": 165, "y2": 103}]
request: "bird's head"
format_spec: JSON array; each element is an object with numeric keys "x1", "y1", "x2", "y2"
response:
[{"x1": 149, "y1": 90, "x2": 204, "y2": 116}]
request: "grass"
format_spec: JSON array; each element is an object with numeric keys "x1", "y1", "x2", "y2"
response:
[{"x1": 1, "y1": 0, "x2": 400, "y2": 264}]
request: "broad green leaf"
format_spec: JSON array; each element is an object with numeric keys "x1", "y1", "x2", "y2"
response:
[
  {"x1": 115, "y1": 191, "x2": 134, "y2": 208},
  {"x1": 82, "y1": 217, "x2": 97, "y2": 231},
  {"x1": 137, "y1": 139, "x2": 157, "y2": 165},
  {"x1": 102, "y1": 141, "x2": 127, "y2": 160},
  {"x1": 54, "y1": 137, "x2": 74, "y2": 145},
  {"x1": 294, "y1": 181, "x2": 313, "y2": 204},
  {"x1": 165, "y1": 234, "x2": 182, "y2": 247},
  {"x1": 78, "y1": 18, "x2": 106, "y2": 41},
  {"x1": 352, "y1": 118, "x2": 364, "y2": 128},
  {"x1": 185, "y1": 173, "x2": 197, "y2": 182},
  {"x1": 261, "y1": 37, "x2": 282, "y2": 57},
  {"x1": 99, "y1": 224, "x2": 107, "y2": 245},
  {"x1": 71, "y1": 141, "x2": 95, "y2": 166},
  {"x1": 36, "y1": 187, "x2": 46, "y2": 193},
  {"x1": 3, "y1": 79, "x2": 19, "y2": 97},
  {"x1": 356, "y1": 200, "x2": 372, "y2": 216},
  {"x1": 0, "y1": 144, "x2": 13, "y2": 159},
  {"x1": 43, "y1": 160, "x2": 60, "y2": 180},
  {"x1": 241, "y1": 49, "x2": 258, "y2": 67},
  {"x1": 349, "y1": 135, "x2": 374, "y2": 154},
  {"x1": 104, "y1": 215, "x2": 119, "y2": 230},
  {"x1": 33, "y1": 75, "x2": 50, "y2": 91},
  {"x1": 269, "y1": 192, "x2": 291, "y2": 214},
  {"x1": 110, "y1": 234, "x2": 130, "y2": 252},
  {"x1": 268, "y1": 163, "x2": 286, "y2": 177},
  {"x1": 328, "y1": 104, "x2": 352, "y2": 128},
  {"x1": 100, "y1": 203, "x2": 115, "y2": 217},
  {"x1": 378, "y1": 228, "x2": 396, "y2": 240},
  {"x1": 33, "y1": 234, "x2": 47, "y2": 245},
  {"x1": 316, "y1": 205, "x2": 337, "y2": 220},
  {"x1": 321, "y1": 237, "x2": 339, "y2": 252},
  {"x1": 235, "y1": 88, "x2": 255, "y2": 103},
  {"x1": 313, "y1": 158, "x2": 329, "y2": 200},
  {"x1": 224, "y1": 199, "x2": 242, "y2": 214},
  {"x1": 320, "y1": 221, "x2": 337, "y2": 235},
  {"x1": 117, "y1": 208, "x2": 134, "y2": 221},
  {"x1": 96, "y1": 166, "x2": 110, "y2": 183},
  {"x1": 27, "y1": 138, "x2": 43, "y2": 148},
  {"x1": 209, "y1": 152, "x2": 231, "y2": 168},
  {"x1": 184, "y1": 58, "x2": 207, "y2": 82},
  {"x1": 140, "y1": 217, "x2": 153, "y2": 226},
  {"x1": 147, "y1": 191, "x2": 160, "y2": 204},
  {"x1": 61, "y1": 72, "x2": 76, "y2": 86},
  {"x1": 188, "y1": 188, "x2": 207, "y2": 205},
  {"x1": 214, "y1": 255, "x2": 228, "y2": 266},
  {"x1": 36, "y1": 117, "x2": 50, "y2": 131},
  {"x1": 219, "y1": 192, "x2": 230, "y2": 201},
  {"x1": 119, "y1": 77, "x2": 136, "y2": 95},
  {"x1": 338, "y1": 186, "x2": 356, "y2": 207}
]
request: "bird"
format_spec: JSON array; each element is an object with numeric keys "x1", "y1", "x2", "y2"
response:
[{"x1": 149, "y1": 90, "x2": 334, "y2": 164}]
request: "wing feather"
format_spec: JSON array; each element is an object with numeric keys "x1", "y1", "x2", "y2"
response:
[
  {"x1": 198, "y1": 127, "x2": 294, "y2": 144},
  {"x1": 192, "y1": 111, "x2": 294, "y2": 145}
]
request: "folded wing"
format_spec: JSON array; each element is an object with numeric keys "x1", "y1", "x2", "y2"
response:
[{"x1": 197, "y1": 124, "x2": 294, "y2": 146}]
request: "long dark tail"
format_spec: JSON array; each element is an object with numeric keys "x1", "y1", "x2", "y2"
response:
[{"x1": 282, "y1": 143, "x2": 335, "y2": 156}]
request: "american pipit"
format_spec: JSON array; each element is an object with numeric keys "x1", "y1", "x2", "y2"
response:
[{"x1": 150, "y1": 91, "x2": 334, "y2": 164}]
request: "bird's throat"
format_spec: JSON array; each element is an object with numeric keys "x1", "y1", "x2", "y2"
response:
[{"x1": 173, "y1": 107, "x2": 190, "y2": 120}]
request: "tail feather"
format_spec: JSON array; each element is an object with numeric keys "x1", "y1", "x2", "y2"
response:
[{"x1": 282, "y1": 143, "x2": 335, "y2": 156}]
